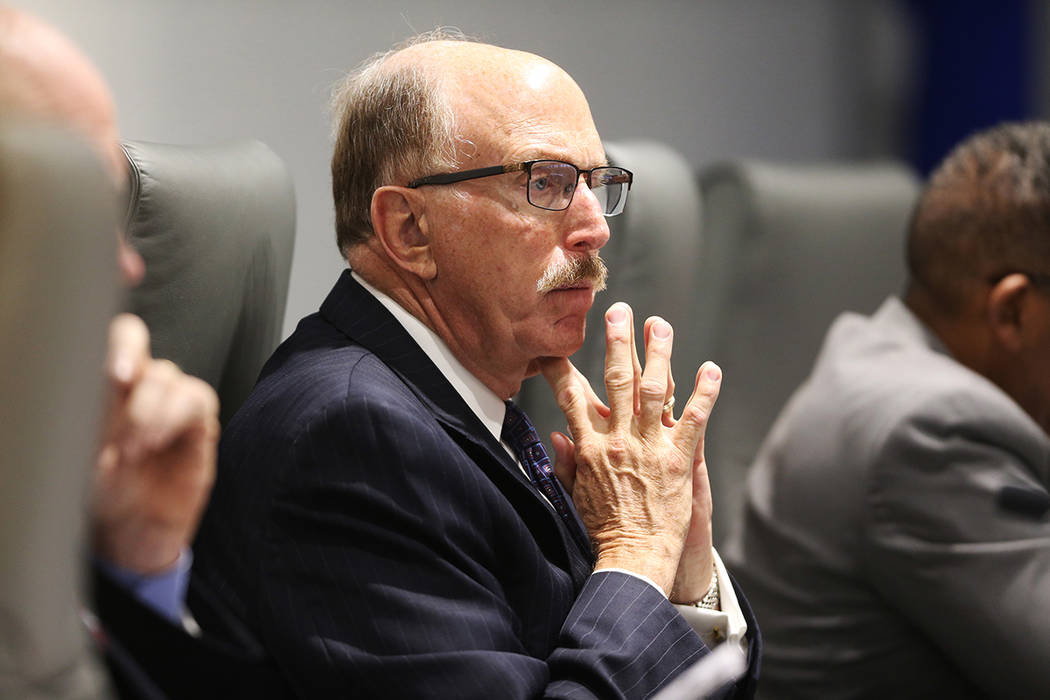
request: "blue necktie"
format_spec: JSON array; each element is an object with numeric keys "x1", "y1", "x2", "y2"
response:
[{"x1": 501, "y1": 401, "x2": 590, "y2": 554}]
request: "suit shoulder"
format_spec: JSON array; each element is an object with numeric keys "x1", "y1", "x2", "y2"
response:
[
  {"x1": 227, "y1": 314, "x2": 424, "y2": 441},
  {"x1": 807, "y1": 309, "x2": 1036, "y2": 453}
]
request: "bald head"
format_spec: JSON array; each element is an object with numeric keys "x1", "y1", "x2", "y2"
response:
[
  {"x1": 0, "y1": 6, "x2": 122, "y2": 178},
  {"x1": 329, "y1": 33, "x2": 598, "y2": 255},
  {"x1": 393, "y1": 40, "x2": 596, "y2": 163}
]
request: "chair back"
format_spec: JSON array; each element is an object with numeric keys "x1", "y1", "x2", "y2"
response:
[
  {"x1": 122, "y1": 140, "x2": 296, "y2": 424},
  {"x1": 697, "y1": 159, "x2": 920, "y2": 544}
]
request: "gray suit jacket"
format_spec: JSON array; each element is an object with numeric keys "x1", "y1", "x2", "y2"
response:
[{"x1": 725, "y1": 296, "x2": 1050, "y2": 698}]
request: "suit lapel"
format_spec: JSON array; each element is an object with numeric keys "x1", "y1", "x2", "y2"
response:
[{"x1": 319, "y1": 271, "x2": 595, "y2": 588}]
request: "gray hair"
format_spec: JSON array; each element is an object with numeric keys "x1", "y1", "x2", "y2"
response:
[{"x1": 329, "y1": 29, "x2": 469, "y2": 255}]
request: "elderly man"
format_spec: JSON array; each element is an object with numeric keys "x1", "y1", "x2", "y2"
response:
[
  {"x1": 0, "y1": 7, "x2": 288, "y2": 698},
  {"x1": 194, "y1": 35, "x2": 759, "y2": 698},
  {"x1": 726, "y1": 122, "x2": 1050, "y2": 698}
]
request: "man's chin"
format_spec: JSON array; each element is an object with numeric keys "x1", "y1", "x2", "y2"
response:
[
  {"x1": 524, "y1": 354, "x2": 571, "y2": 379},
  {"x1": 524, "y1": 333, "x2": 586, "y2": 378}
]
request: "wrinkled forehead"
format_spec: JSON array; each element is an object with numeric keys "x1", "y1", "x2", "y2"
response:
[{"x1": 394, "y1": 41, "x2": 605, "y2": 165}]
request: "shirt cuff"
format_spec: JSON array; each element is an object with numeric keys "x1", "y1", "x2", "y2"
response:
[
  {"x1": 94, "y1": 548, "x2": 192, "y2": 625},
  {"x1": 675, "y1": 549, "x2": 748, "y2": 652},
  {"x1": 594, "y1": 549, "x2": 749, "y2": 651},
  {"x1": 591, "y1": 566, "x2": 666, "y2": 595}
]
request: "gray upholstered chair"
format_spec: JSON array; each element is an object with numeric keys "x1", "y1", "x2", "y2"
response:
[
  {"x1": 697, "y1": 160, "x2": 921, "y2": 545},
  {"x1": 122, "y1": 140, "x2": 296, "y2": 425},
  {"x1": 515, "y1": 140, "x2": 704, "y2": 446},
  {"x1": 0, "y1": 124, "x2": 118, "y2": 698}
]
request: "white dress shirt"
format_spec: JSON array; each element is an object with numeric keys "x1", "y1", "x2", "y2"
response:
[{"x1": 353, "y1": 272, "x2": 748, "y2": 652}]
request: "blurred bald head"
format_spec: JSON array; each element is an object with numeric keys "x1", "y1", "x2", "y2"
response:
[
  {"x1": 0, "y1": 5, "x2": 142, "y2": 282},
  {"x1": 0, "y1": 6, "x2": 123, "y2": 178}
]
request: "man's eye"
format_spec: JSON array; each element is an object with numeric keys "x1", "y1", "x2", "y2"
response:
[{"x1": 531, "y1": 176, "x2": 550, "y2": 192}]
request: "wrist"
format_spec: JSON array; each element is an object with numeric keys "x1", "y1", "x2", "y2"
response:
[
  {"x1": 675, "y1": 561, "x2": 719, "y2": 610},
  {"x1": 594, "y1": 541, "x2": 681, "y2": 596},
  {"x1": 670, "y1": 547, "x2": 716, "y2": 604},
  {"x1": 93, "y1": 520, "x2": 186, "y2": 574}
]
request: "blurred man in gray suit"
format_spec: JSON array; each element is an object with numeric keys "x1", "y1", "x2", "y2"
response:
[
  {"x1": 726, "y1": 122, "x2": 1050, "y2": 698},
  {"x1": 0, "y1": 8, "x2": 285, "y2": 698}
]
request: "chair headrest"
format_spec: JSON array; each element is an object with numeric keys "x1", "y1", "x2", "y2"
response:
[{"x1": 123, "y1": 140, "x2": 296, "y2": 424}]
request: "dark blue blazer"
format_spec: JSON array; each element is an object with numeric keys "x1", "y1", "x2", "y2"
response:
[
  {"x1": 194, "y1": 271, "x2": 759, "y2": 699},
  {"x1": 92, "y1": 565, "x2": 291, "y2": 699}
]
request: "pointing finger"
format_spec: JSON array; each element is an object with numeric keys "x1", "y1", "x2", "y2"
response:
[
  {"x1": 603, "y1": 303, "x2": 636, "y2": 429},
  {"x1": 573, "y1": 364, "x2": 610, "y2": 420},
  {"x1": 106, "y1": 313, "x2": 150, "y2": 388},
  {"x1": 539, "y1": 356, "x2": 593, "y2": 442}
]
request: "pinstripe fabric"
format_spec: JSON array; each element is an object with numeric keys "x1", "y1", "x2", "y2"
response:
[{"x1": 193, "y1": 271, "x2": 755, "y2": 698}]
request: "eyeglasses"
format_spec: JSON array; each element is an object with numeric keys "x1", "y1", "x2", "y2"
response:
[{"x1": 407, "y1": 159, "x2": 634, "y2": 216}]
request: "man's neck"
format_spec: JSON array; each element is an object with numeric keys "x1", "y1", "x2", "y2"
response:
[
  {"x1": 905, "y1": 281, "x2": 989, "y2": 373},
  {"x1": 348, "y1": 253, "x2": 527, "y2": 399}
]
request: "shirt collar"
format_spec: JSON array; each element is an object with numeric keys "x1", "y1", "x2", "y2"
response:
[{"x1": 351, "y1": 271, "x2": 507, "y2": 444}]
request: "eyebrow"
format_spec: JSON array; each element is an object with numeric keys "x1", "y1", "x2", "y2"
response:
[{"x1": 505, "y1": 152, "x2": 610, "y2": 169}]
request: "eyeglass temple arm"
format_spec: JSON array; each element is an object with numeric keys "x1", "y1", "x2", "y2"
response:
[{"x1": 407, "y1": 163, "x2": 524, "y2": 188}]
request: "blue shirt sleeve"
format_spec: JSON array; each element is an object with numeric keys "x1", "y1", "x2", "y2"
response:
[{"x1": 94, "y1": 548, "x2": 192, "y2": 625}]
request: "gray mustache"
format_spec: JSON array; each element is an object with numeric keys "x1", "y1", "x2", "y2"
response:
[{"x1": 536, "y1": 254, "x2": 608, "y2": 294}]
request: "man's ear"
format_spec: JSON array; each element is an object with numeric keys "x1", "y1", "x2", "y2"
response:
[
  {"x1": 370, "y1": 185, "x2": 437, "y2": 280},
  {"x1": 987, "y1": 273, "x2": 1030, "y2": 352}
]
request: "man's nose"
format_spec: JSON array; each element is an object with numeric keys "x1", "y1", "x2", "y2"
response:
[{"x1": 563, "y1": 180, "x2": 611, "y2": 252}]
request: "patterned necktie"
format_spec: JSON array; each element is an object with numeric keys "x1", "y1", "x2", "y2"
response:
[{"x1": 501, "y1": 401, "x2": 590, "y2": 553}]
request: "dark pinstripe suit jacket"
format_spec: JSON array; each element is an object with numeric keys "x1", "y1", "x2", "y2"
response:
[
  {"x1": 92, "y1": 565, "x2": 291, "y2": 699},
  {"x1": 193, "y1": 271, "x2": 759, "y2": 699}
]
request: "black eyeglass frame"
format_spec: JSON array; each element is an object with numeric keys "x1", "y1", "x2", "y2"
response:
[{"x1": 406, "y1": 159, "x2": 634, "y2": 214}]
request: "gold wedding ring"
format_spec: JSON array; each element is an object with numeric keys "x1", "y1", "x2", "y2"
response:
[{"x1": 662, "y1": 396, "x2": 675, "y2": 414}]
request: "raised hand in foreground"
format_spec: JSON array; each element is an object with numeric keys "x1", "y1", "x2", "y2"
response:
[{"x1": 92, "y1": 313, "x2": 219, "y2": 575}]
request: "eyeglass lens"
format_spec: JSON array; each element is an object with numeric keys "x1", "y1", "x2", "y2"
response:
[{"x1": 527, "y1": 161, "x2": 630, "y2": 216}]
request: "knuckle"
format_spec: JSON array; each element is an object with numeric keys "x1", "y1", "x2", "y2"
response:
[
  {"x1": 604, "y1": 366, "x2": 633, "y2": 390},
  {"x1": 679, "y1": 404, "x2": 710, "y2": 428},
  {"x1": 193, "y1": 379, "x2": 220, "y2": 413},
  {"x1": 604, "y1": 435, "x2": 630, "y2": 461},
  {"x1": 575, "y1": 440, "x2": 600, "y2": 466},
  {"x1": 639, "y1": 378, "x2": 665, "y2": 400},
  {"x1": 150, "y1": 358, "x2": 180, "y2": 379},
  {"x1": 556, "y1": 383, "x2": 581, "y2": 410}
]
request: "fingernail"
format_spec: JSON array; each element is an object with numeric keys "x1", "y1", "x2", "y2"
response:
[
  {"x1": 607, "y1": 306, "x2": 627, "y2": 325},
  {"x1": 652, "y1": 321, "x2": 671, "y2": 339},
  {"x1": 705, "y1": 363, "x2": 722, "y2": 382}
]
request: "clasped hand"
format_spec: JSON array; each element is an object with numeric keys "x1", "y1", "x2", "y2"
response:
[
  {"x1": 539, "y1": 302, "x2": 721, "y2": 602},
  {"x1": 92, "y1": 313, "x2": 219, "y2": 574}
]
